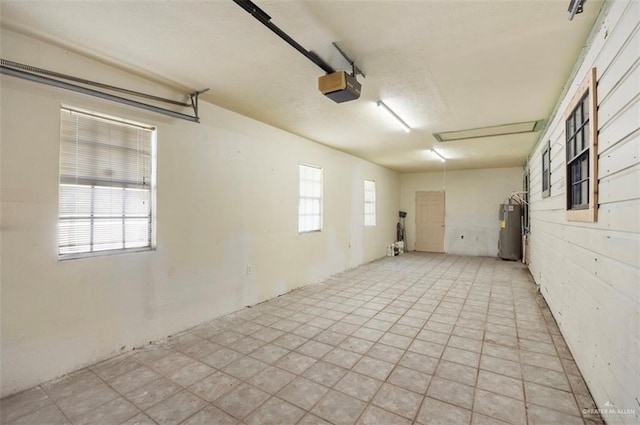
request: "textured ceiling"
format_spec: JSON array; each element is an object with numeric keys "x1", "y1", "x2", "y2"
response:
[{"x1": 0, "y1": 0, "x2": 603, "y2": 172}]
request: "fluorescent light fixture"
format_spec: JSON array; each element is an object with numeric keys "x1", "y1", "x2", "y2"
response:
[
  {"x1": 431, "y1": 149, "x2": 446, "y2": 162},
  {"x1": 433, "y1": 120, "x2": 543, "y2": 142},
  {"x1": 377, "y1": 100, "x2": 410, "y2": 133}
]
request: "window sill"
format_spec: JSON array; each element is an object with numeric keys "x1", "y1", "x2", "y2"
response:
[
  {"x1": 58, "y1": 247, "x2": 154, "y2": 261},
  {"x1": 298, "y1": 230, "x2": 322, "y2": 235},
  {"x1": 565, "y1": 207, "x2": 597, "y2": 222}
]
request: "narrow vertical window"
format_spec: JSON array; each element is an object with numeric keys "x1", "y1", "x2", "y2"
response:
[
  {"x1": 364, "y1": 179, "x2": 376, "y2": 226},
  {"x1": 523, "y1": 170, "x2": 530, "y2": 230},
  {"x1": 566, "y1": 93, "x2": 589, "y2": 208},
  {"x1": 298, "y1": 164, "x2": 322, "y2": 233},
  {"x1": 565, "y1": 67, "x2": 598, "y2": 222},
  {"x1": 542, "y1": 140, "x2": 551, "y2": 198},
  {"x1": 59, "y1": 107, "x2": 155, "y2": 258}
]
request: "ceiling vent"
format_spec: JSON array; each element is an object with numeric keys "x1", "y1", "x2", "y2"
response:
[{"x1": 433, "y1": 120, "x2": 544, "y2": 143}]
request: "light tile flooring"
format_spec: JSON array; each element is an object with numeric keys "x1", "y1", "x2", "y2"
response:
[{"x1": 1, "y1": 253, "x2": 605, "y2": 425}]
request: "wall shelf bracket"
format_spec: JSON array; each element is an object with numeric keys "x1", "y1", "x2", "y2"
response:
[{"x1": 189, "y1": 89, "x2": 210, "y2": 120}]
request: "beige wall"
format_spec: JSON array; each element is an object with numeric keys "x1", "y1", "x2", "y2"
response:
[
  {"x1": 400, "y1": 167, "x2": 523, "y2": 256},
  {"x1": 0, "y1": 30, "x2": 399, "y2": 397},
  {"x1": 527, "y1": 2, "x2": 639, "y2": 423}
]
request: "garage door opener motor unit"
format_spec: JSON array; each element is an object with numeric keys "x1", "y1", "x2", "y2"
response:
[{"x1": 319, "y1": 71, "x2": 362, "y2": 103}]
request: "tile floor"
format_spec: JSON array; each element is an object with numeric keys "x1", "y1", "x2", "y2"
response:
[{"x1": 1, "y1": 253, "x2": 605, "y2": 425}]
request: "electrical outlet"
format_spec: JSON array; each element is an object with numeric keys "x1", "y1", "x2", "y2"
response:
[{"x1": 246, "y1": 265, "x2": 253, "y2": 275}]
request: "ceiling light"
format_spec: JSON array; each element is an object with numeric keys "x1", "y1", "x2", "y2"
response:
[
  {"x1": 431, "y1": 149, "x2": 446, "y2": 162},
  {"x1": 377, "y1": 100, "x2": 410, "y2": 133},
  {"x1": 433, "y1": 120, "x2": 543, "y2": 142}
]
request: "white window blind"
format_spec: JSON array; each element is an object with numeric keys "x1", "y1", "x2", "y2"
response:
[
  {"x1": 364, "y1": 179, "x2": 376, "y2": 226},
  {"x1": 58, "y1": 107, "x2": 155, "y2": 257},
  {"x1": 298, "y1": 164, "x2": 322, "y2": 233}
]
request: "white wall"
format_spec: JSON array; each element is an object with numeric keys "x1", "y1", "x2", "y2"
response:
[
  {"x1": 0, "y1": 29, "x2": 399, "y2": 397},
  {"x1": 527, "y1": 1, "x2": 639, "y2": 423},
  {"x1": 400, "y1": 167, "x2": 522, "y2": 256}
]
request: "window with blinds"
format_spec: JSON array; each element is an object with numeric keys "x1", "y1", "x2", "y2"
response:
[
  {"x1": 364, "y1": 179, "x2": 376, "y2": 226},
  {"x1": 58, "y1": 107, "x2": 155, "y2": 258},
  {"x1": 298, "y1": 164, "x2": 322, "y2": 233}
]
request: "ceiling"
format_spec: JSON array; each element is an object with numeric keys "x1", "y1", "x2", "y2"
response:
[{"x1": 0, "y1": 0, "x2": 603, "y2": 172}]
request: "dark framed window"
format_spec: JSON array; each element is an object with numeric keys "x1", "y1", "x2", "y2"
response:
[
  {"x1": 523, "y1": 169, "x2": 530, "y2": 231},
  {"x1": 566, "y1": 93, "x2": 590, "y2": 208},
  {"x1": 542, "y1": 140, "x2": 551, "y2": 198},
  {"x1": 565, "y1": 68, "x2": 598, "y2": 222}
]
